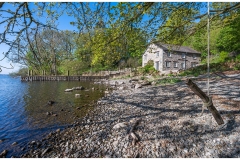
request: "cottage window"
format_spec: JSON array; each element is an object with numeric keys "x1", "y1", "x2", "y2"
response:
[
  {"x1": 167, "y1": 52, "x2": 171, "y2": 57},
  {"x1": 182, "y1": 53, "x2": 186, "y2": 59},
  {"x1": 191, "y1": 62, "x2": 197, "y2": 67},
  {"x1": 166, "y1": 61, "x2": 171, "y2": 68},
  {"x1": 193, "y1": 54, "x2": 196, "y2": 59},
  {"x1": 173, "y1": 62, "x2": 178, "y2": 68},
  {"x1": 144, "y1": 54, "x2": 147, "y2": 61},
  {"x1": 156, "y1": 51, "x2": 159, "y2": 57},
  {"x1": 181, "y1": 63, "x2": 185, "y2": 69}
]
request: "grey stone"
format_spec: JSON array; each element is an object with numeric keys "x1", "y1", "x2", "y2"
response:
[
  {"x1": 135, "y1": 83, "x2": 142, "y2": 89},
  {"x1": 12, "y1": 142, "x2": 17, "y2": 146},
  {"x1": 0, "y1": 150, "x2": 8, "y2": 157},
  {"x1": 168, "y1": 145, "x2": 177, "y2": 152},
  {"x1": 41, "y1": 148, "x2": 51, "y2": 157},
  {"x1": 183, "y1": 148, "x2": 188, "y2": 153}
]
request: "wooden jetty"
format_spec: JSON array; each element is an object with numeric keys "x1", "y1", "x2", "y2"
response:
[
  {"x1": 21, "y1": 75, "x2": 109, "y2": 82},
  {"x1": 21, "y1": 69, "x2": 133, "y2": 82}
]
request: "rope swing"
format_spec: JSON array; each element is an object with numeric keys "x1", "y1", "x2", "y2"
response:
[
  {"x1": 207, "y1": 2, "x2": 210, "y2": 96},
  {"x1": 186, "y1": 2, "x2": 224, "y2": 125}
]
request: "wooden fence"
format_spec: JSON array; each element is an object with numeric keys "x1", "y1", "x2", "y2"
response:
[
  {"x1": 21, "y1": 68, "x2": 134, "y2": 82},
  {"x1": 21, "y1": 75, "x2": 109, "y2": 82}
]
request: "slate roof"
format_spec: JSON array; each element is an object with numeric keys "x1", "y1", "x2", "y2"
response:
[{"x1": 154, "y1": 42, "x2": 201, "y2": 54}]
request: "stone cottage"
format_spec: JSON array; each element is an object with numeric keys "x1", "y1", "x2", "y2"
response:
[{"x1": 142, "y1": 42, "x2": 201, "y2": 73}]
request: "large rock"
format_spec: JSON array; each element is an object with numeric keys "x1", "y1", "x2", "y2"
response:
[
  {"x1": 0, "y1": 150, "x2": 8, "y2": 158},
  {"x1": 41, "y1": 148, "x2": 51, "y2": 157},
  {"x1": 75, "y1": 94, "x2": 81, "y2": 98},
  {"x1": 135, "y1": 83, "x2": 142, "y2": 89},
  {"x1": 151, "y1": 81, "x2": 157, "y2": 85},
  {"x1": 119, "y1": 81, "x2": 125, "y2": 85},
  {"x1": 47, "y1": 100, "x2": 54, "y2": 105},
  {"x1": 74, "y1": 86, "x2": 85, "y2": 90},
  {"x1": 129, "y1": 79, "x2": 139, "y2": 83},
  {"x1": 119, "y1": 86, "x2": 128, "y2": 90},
  {"x1": 65, "y1": 89, "x2": 73, "y2": 92},
  {"x1": 140, "y1": 80, "x2": 151, "y2": 86},
  {"x1": 113, "y1": 122, "x2": 128, "y2": 129}
]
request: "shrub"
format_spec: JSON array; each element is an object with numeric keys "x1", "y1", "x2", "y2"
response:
[
  {"x1": 137, "y1": 60, "x2": 157, "y2": 75},
  {"x1": 140, "y1": 76, "x2": 145, "y2": 80}
]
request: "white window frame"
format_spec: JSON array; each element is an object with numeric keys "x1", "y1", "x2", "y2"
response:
[
  {"x1": 173, "y1": 61, "x2": 178, "y2": 68},
  {"x1": 181, "y1": 63, "x2": 185, "y2": 69},
  {"x1": 193, "y1": 54, "x2": 196, "y2": 59},
  {"x1": 191, "y1": 62, "x2": 197, "y2": 67},
  {"x1": 167, "y1": 51, "x2": 171, "y2": 57},
  {"x1": 156, "y1": 51, "x2": 159, "y2": 58},
  {"x1": 182, "y1": 53, "x2": 186, "y2": 59},
  {"x1": 166, "y1": 61, "x2": 171, "y2": 68}
]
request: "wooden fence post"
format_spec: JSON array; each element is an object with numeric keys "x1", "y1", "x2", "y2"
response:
[
  {"x1": 67, "y1": 70, "x2": 70, "y2": 81},
  {"x1": 186, "y1": 79, "x2": 224, "y2": 125}
]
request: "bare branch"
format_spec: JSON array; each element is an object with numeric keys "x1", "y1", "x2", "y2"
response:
[{"x1": 0, "y1": 2, "x2": 4, "y2": 8}]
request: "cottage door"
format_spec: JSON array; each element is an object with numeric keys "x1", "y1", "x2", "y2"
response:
[{"x1": 155, "y1": 61, "x2": 159, "y2": 71}]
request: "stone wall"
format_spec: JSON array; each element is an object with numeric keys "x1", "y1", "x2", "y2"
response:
[{"x1": 162, "y1": 51, "x2": 201, "y2": 72}]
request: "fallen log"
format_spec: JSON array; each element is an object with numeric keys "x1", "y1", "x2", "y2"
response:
[{"x1": 186, "y1": 79, "x2": 224, "y2": 125}]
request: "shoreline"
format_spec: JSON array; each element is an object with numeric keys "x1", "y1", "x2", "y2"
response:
[{"x1": 2, "y1": 73, "x2": 240, "y2": 158}]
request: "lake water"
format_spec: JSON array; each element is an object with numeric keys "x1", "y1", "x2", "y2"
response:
[{"x1": 0, "y1": 74, "x2": 107, "y2": 157}]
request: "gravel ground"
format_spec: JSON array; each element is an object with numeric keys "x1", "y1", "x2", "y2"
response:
[{"x1": 2, "y1": 73, "x2": 240, "y2": 158}]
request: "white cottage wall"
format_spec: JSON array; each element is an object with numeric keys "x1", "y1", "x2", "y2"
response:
[{"x1": 142, "y1": 44, "x2": 163, "y2": 71}]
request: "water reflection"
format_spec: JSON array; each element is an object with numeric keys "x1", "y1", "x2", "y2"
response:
[{"x1": 24, "y1": 81, "x2": 106, "y2": 127}]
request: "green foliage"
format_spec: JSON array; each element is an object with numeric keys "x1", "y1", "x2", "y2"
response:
[
  {"x1": 89, "y1": 27, "x2": 146, "y2": 68},
  {"x1": 9, "y1": 67, "x2": 28, "y2": 77},
  {"x1": 235, "y1": 54, "x2": 240, "y2": 62},
  {"x1": 138, "y1": 60, "x2": 157, "y2": 75},
  {"x1": 156, "y1": 78, "x2": 182, "y2": 85},
  {"x1": 58, "y1": 60, "x2": 89, "y2": 75},
  {"x1": 179, "y1": 58, "x2": 240, "y2": 77},
  {"x1": 157, "y1": 7, "x2": 198, "y2": 45},
  {"x1": 24, "y1": 29, "x2": 76, "y2": 75},
  {"x1": 211, "y1": 51, "x2": 229, "y2": 63},
  {"x1": 216, "y1": 17, "x2": 240, "y2": 53}
]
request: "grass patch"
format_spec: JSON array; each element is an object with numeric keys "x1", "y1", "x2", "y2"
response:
[{"x1": 156, "y1": 77, "x2": 182, "y2": 85}]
